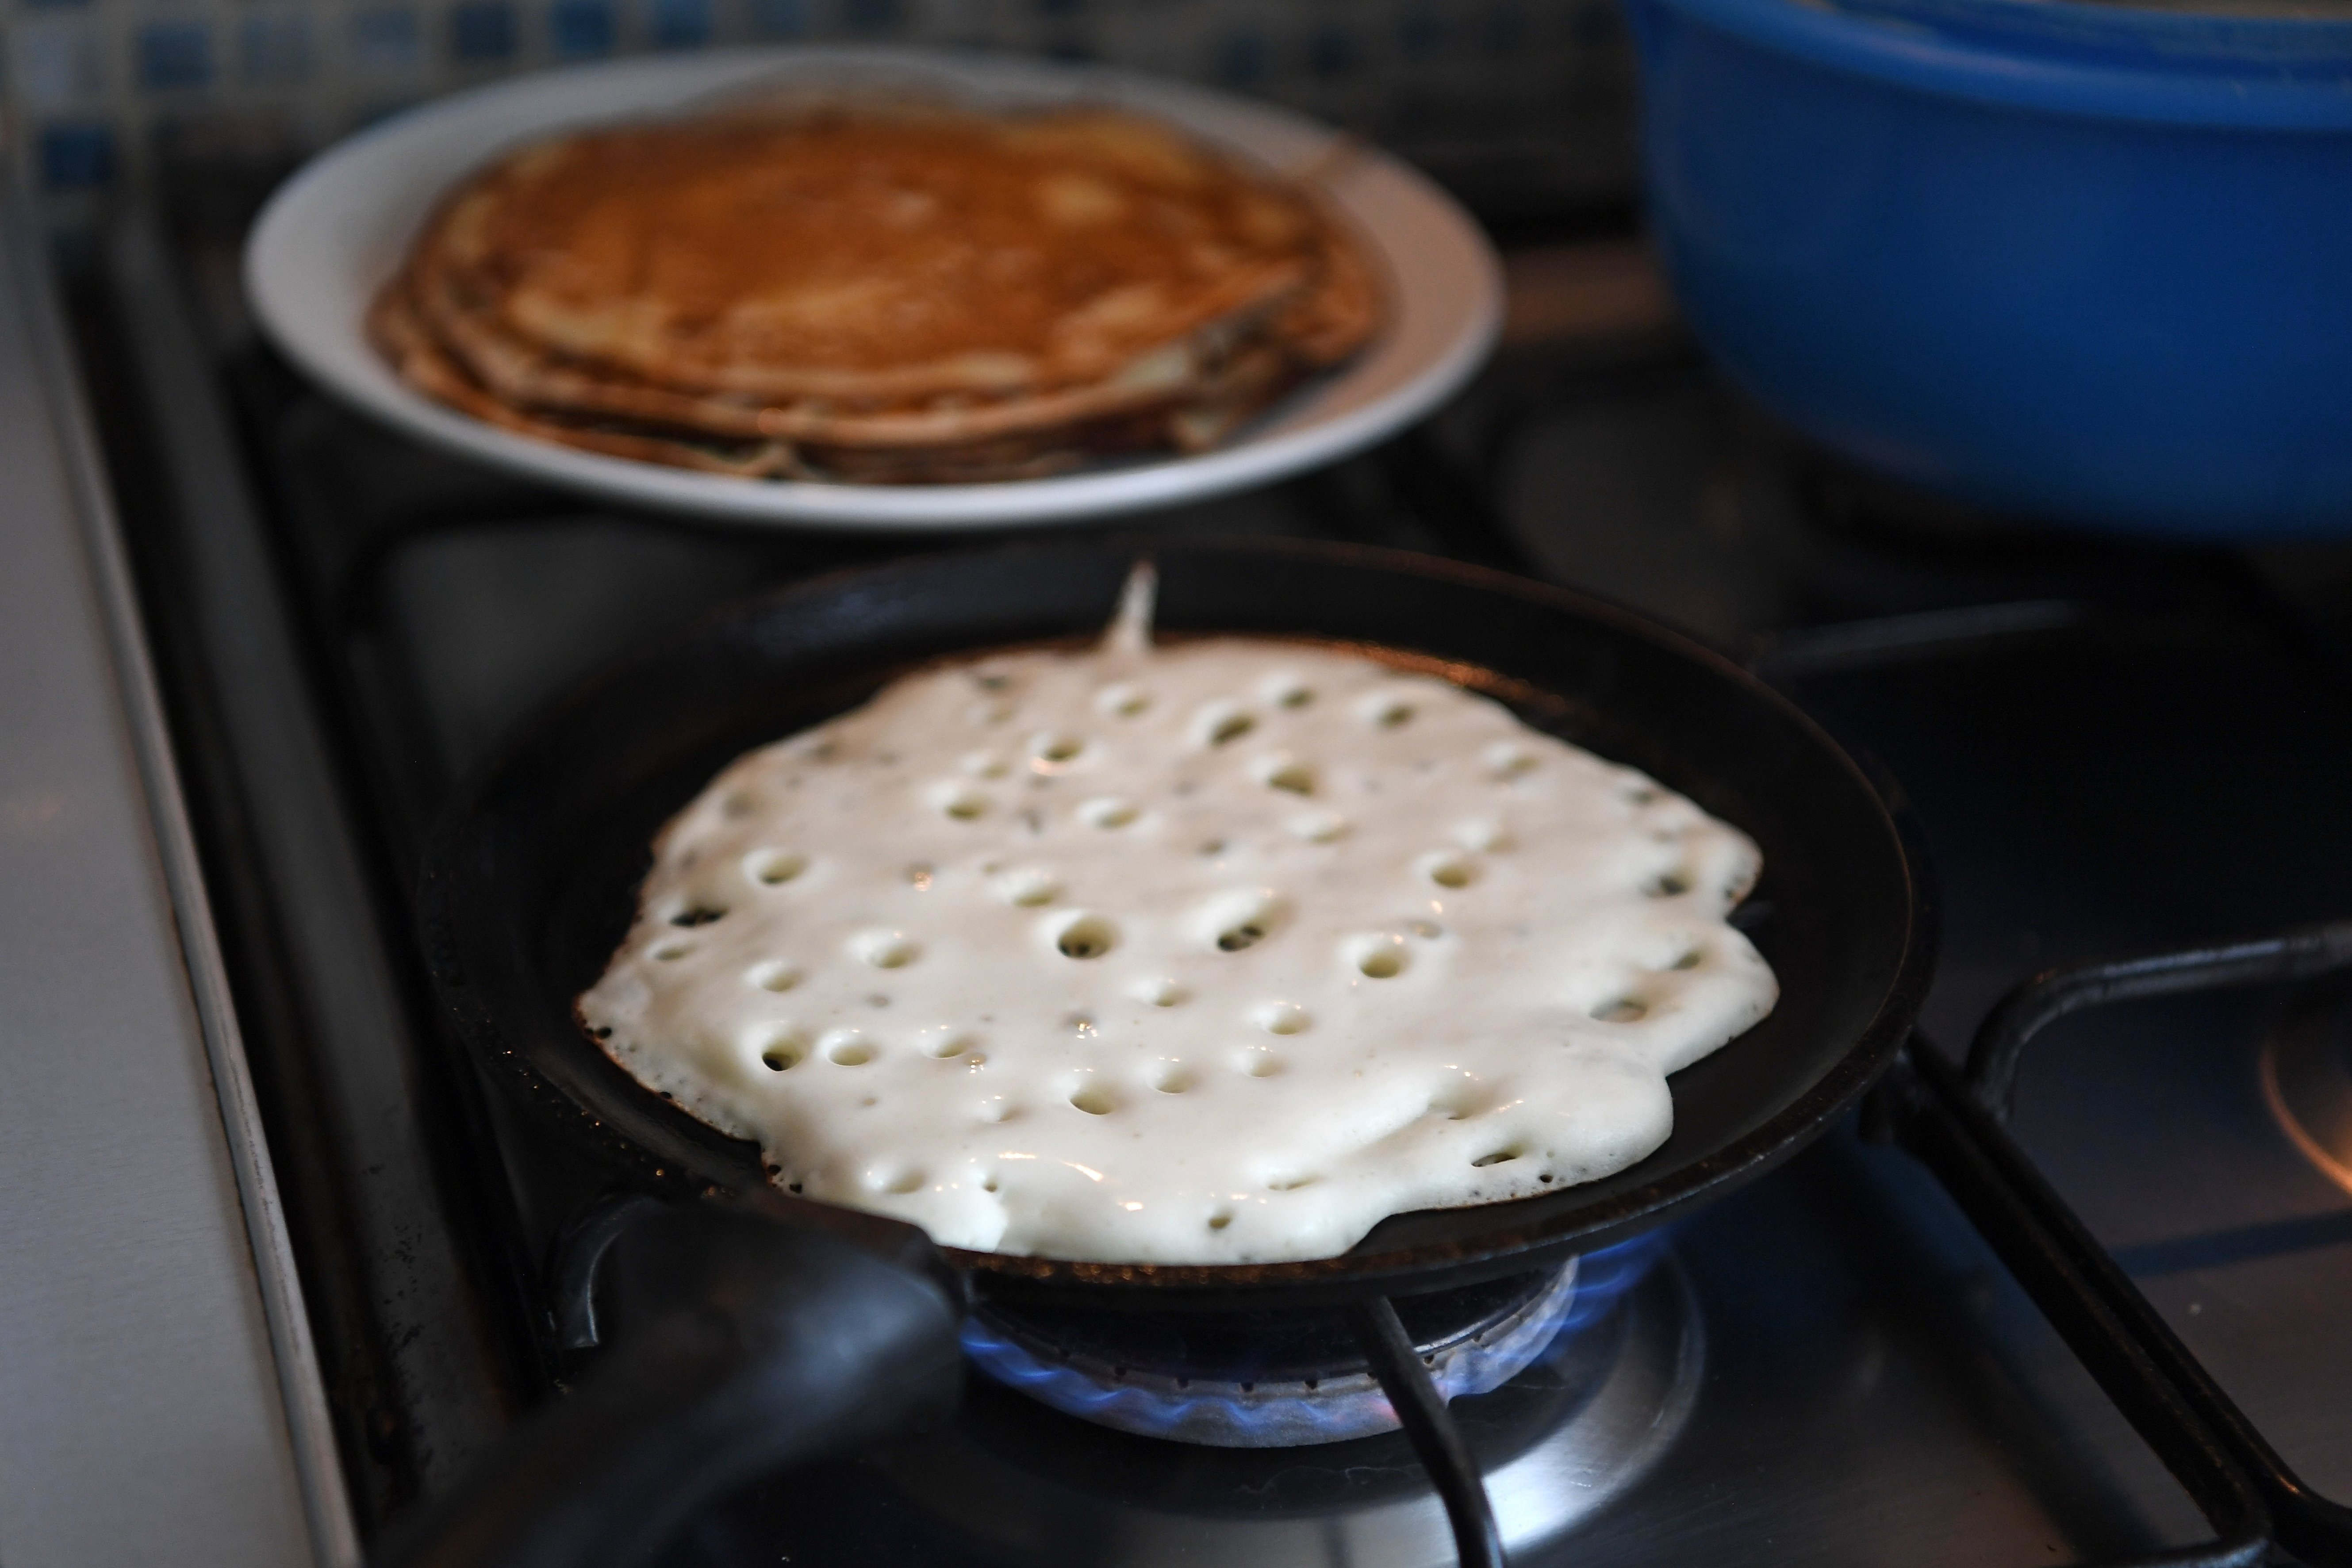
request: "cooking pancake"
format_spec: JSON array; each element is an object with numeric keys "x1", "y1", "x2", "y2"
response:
[
  {"x1": 424, "y1": 104, "x2": 1343, "y2": 403},
  {"x1": 420, "y1": 538, "x2": 1930, "y2": 1302},
  {"x1": 577, "y1": 570, "x2": 1781, "y2": 1266}
]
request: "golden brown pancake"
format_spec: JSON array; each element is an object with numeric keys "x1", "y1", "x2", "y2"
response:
[
  {"x1": 411, "y1": 249, "x2": 1211, "y2": 448},
  {"x1": 437, "y1": 105, "x2": 1319, "y2": 400},
  {"x1": 371, "y1": 99, "x2": 1383, "y2": 484},
  {"x1": 370, "y1": 282, "x2": 800, "y2": 476}
]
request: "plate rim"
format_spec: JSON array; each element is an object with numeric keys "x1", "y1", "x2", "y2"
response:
[{"x1": 242, "y1": 45, "x2": 1504, "y2": 530}]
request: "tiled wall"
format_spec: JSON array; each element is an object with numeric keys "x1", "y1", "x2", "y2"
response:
[{"x1": 3, "y1": 0, "x2": 1638, "y2": 225}]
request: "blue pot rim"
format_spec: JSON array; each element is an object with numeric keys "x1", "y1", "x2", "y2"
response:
[{"x1": 1639, "y1": 0, "x2": 2352, "y2": 128}]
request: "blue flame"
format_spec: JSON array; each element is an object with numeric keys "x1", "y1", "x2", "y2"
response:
[
  {"x1": 959, "y1": 1317, "x2": 1389, "y2": 1445},
  {"x1": 961, "y1": 1235, "x2": 1669, "y2": 1447},
  {"x1": 1531, "y1": 1231, "x2": 1667, "y2": 1366}
]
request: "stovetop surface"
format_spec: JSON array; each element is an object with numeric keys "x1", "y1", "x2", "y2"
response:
[{"x1": 68, "y1": 192, "x2": 2352, "y2": 1566}]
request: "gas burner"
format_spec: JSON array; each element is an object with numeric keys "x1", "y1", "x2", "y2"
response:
[
  {"x1": 877, "y1": 1241, "x2": 1700, "y2": 1567},
  {"x1": 2264, "y1": 981, "x2": 2352, "y2": 1195},
  {"x1": 963, "y1": 1262, "x2": 1581, "y2": 1447}
]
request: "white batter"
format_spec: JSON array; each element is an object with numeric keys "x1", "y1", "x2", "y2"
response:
[{"x1": 579, "y1": 569, "x2": 1778, "y2": 1265}]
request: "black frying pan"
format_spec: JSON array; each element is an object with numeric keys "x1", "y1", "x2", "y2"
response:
[
  {"x1": 422, "y1": 537, "x2": 1933, "y2": 1307},
  {"x1": 400, "y1": 538, "x2": 1934, "y2": 1568}
]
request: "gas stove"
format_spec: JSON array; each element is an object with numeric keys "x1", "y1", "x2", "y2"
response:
[{"x1": 42, "y1": 173, "x2": 2352, "y2": 1567}]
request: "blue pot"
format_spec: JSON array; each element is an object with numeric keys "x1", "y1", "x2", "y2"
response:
[{"x1": 1625, "y1": 0, "x2": 2352, "y2": 538}]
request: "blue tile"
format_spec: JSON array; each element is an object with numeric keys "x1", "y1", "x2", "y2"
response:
[
  {"x1": 240, "y1": 13, "x2": 314, "y2": 82},
  {"x1": 136, "y1": 19, "x2": 214, "y2": 91},
  {"x1": 840, "y1": 0, "x2": 895, "y2": 33},
  {"x1": 549, "y1": 0, "x2": 613, "y2": 55},
  {"x1": 351, "y1": 5, "x2": 423, "y2": 71},
  {"x1": 37, "y1": 119, "x2": 115, "y2": 188},
  {"x1": 1216, "y1": 31, "x2": 1265, "y2": 85},
  {"x1": 647, "y1": 0, "x2": 709, "y2": 48},
  {"x1": 742, "y1": 0, "x2": 804, "y2": 37},
  {"x1": 448, "y1": 0, "x2": 516, "y2": 60}
]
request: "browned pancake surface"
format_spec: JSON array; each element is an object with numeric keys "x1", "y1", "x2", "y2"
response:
[
  {"x1": 439, "y1": 106, "x2": 1324, "y2": 400},
  {"x1": 373, "y1": 99, "x2": 1384, "y2": 483}
]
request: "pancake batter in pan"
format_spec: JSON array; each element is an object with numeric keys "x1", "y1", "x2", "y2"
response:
[{"x1": 578, "y1": 570, "x2": 1779, "y2": 1265}]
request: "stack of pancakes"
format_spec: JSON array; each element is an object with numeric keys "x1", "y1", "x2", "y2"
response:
[{"x1": 369, "y1": 100, "x2": 1382, "y2": 483}]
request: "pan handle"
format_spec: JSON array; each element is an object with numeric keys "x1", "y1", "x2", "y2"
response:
[{"x1": 371, "y1": 1203, "x2": 964, "y2": 1568}]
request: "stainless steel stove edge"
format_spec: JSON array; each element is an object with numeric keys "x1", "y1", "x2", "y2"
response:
[{"x1": 0, "y1": 176, "x2": 358, "y2": 1568}]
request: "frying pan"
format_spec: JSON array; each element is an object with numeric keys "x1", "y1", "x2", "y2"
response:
[{"x1": 403, "y1": 537, "x2": 1932, "y2": 1567}]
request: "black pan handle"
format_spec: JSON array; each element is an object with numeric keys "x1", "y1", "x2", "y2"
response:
[{"x1": 372, "y1": 1203, "x2": 964, "y2": 1568}]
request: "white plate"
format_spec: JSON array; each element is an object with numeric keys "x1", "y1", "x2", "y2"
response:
[{"x1": 243, "y1": 47, "x2": 1503, "y2": 530}]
